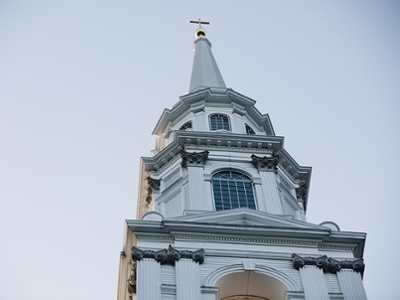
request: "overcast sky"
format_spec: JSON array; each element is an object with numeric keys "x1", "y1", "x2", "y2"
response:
[{"x1": 1, "y1": 1, "x2": 399, "y2": 300}]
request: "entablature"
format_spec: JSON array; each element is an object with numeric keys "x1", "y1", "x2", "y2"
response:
[{"x1": 127, "y1": 218, "x2": 365, "y2": 259}]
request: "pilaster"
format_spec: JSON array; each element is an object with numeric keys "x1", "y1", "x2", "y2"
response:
[
  {"x1": 299, "y1": 265, "x2": 330, "y2": 300},
  {"x1": 187, "y1": 166, "x2": 206, "y2": 210},
  {"x1": 337, "y1": 269, "x2": 367, "y2": 300},
  {"x1": 176, "y1": 259, "x2": 201, "y2": 300},
  {"x1": 251, "y1": 154, "x2": 283, "y2": 214},
  {"x1": 259, "y1": 171, "x2": 283, "y2": 214},
  {"x1": 181, "y1": 150, "x2": 209, "y2": 210},
  {"x1": 136, "y1": 258, "x2": 161, "y2": 300},
  {"x1": 254, "y1": 183, "x2": 267, "y2": 211}
]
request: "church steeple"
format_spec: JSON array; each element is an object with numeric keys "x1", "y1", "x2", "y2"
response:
[
  {"x1": 189, "y1": 21, "x2": 226, "y2": 92},
  {"x1": 117, "y1": 23, "x2": 368, "y2": 300}
]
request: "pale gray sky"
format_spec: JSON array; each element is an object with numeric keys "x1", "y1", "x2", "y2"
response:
[{"x1": 1, "y1": 1, "x2": 399, "y2": 299}]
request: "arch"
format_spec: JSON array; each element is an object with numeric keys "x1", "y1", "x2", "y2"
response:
[
  {"x1": 209, "y1": 114, "x2": 231, "y2": 131},
  {"x1": 204, "y1": 263, "x2": 300, "y2": 291},
  {"x1": 212, "y1": 170, "x2": 256, "y2": 211},
  {"x1": 204, "y1": 263, "x2": 300, "y2": 300},
  {"x1": 179, "y1": 121, "x2": 193, "y2": 131},
  {"x1": 206, "y1": 165, "x2": 260, "y2": 181}
]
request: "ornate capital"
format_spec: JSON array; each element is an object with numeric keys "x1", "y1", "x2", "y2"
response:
[
  {"x1": 147, "y1": 177, "x2": 160, "y2": 192},
  {"x1": 296, "y1": 182, "x2": 308, "y2": 201},
  {"x1": 181, "y1": 150, "x2": 209, "y2": 168},
  {"x1": 145, "y1": 177, "x2": 161, "y2": 204},
  {"x1": 131, "y1": 245, "x2": 205, "y2": 265},
  {"x1": 251, "y1": 154, "x2": 279, "y2": 171},
  {"x1": 292, "y1": 253, "x2": 365, "y2": 273}
]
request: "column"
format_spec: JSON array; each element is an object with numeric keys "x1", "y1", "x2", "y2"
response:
[
  {"x1": 176, "y1": 259, "x2": 201, "y2": 300},
  {"x1": 299, "y1": 266, "x2": 330, "y2": 300},
  {"x1": 337, "y1": 269, "x2": 367, "y2": 300},
  {"x1": 136, "y1": 258, "x2": 162, "y2": 300}
]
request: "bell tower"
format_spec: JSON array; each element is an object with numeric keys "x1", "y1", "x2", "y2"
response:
[{"x1": 117, "y1": 23, "x2": 367, "y2": 300}]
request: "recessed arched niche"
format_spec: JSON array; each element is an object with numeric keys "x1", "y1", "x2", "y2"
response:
[{"x1": 216, "y1": 271, "x2": 288, "y2": 300}]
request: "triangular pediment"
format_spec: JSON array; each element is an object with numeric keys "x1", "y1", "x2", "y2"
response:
[{"x1": 167, "y1": 208, "x2": 325, "y2": 230}]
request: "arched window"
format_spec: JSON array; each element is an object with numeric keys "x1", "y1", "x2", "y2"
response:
[
  {"x1": 212, "y1": 171, "x2": 256, "y2": 211},
  {"x1": 179, "y1": 121, "x2": 192, "y2": 131},
  {"x1": 245, "y1": 123, "x2": 256, "y2": 135},
  {"x1": 209, "y1": 114, "x2": 231, "y2": 131}
]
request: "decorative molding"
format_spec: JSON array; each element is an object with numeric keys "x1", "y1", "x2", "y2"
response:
[
  {"x1": 232, "y1": 104, "x2": 246, "y2": 116},
  {"x1": 187, "y1": 144, "x2": 274, "y2": 154},
  {"x1": 280, "y1": 165, "x2": 302, "y2": 184},
  {"x1": 292, "y1": 254, "x2": 365, "y2": 273},
  {"x1": 295, "y1": 182, "x2": 308, "y2": 201},
  {"x1": 181, "y1": 150, "x2": 209, "y2": 168},
  {"x1": 190, "y1": 103, "x2": 205, "y2": 114},
  {"x1": 145, "y1": 177, "x2": 160, "y2": 204},
  {"x1": 166, "y1": 234, "x2": 319, "y2": 246},
  {"x1": 131, "y1": 245, "x2": 205, "y2": 265},
  {"x1": 318, "y1": 245, "x2": 355, "y2": 251},
  {"x1": 251, "y1": 154, "x2": 279, "y2": 171}
]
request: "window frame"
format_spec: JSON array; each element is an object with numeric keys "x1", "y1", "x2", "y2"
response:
[
  {"x1": 209, "y1": 114, "x2": 231, "y2": 131},
  {"x1": 179, "y1": 121, "x2": 193, "y2": 131},
  {"x1": 211, "y1": 170, "x2": 257, "y2": 211}
]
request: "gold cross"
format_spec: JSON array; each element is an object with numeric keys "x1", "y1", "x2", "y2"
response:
[{"x1": 190, "y1": 18, "x2": 210, "y2": 29}]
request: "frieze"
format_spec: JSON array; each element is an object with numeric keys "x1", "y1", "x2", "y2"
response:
[
  {"x1": 251, "y1": 154, "x2": 279, "y2": 171},
  {"x1": 131, "y1": 245, "x2": 205, "y2": 265},
  {"x1": 292, "y1": 254, "x2": 365, "y2": 273},
  {"x1": 181, "y1": 150, "x2": 209, "y2": 168}
]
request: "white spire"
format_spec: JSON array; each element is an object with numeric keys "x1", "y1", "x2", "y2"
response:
[{"x1": 189, "y1": 30, "x2": 226, "y2": 93}]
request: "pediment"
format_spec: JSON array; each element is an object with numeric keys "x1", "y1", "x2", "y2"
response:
[{"x1": 168, "y1": 208, "x2": 325, "y2": 230}]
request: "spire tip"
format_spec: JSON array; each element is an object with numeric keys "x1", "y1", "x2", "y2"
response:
[{"x1": 190, "y1": 18, "x2": 209, "y2": 39}]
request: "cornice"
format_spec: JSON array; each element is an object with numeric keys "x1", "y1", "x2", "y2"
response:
[
  {"x1": 128, "y1": 219, "x2": 366, "y2": 256},
  {"x1": 173, "y1": 233, "x2": 321, "y2": 246},
  {"x1": 175, "y1": 131, "x2": 284, "y2": 152},
  {"x1": 278, "y1": 148, "x2": 312, "y2": 211},
  {"x1": 142, "y1": 144, "x2": 181, "y2": 173},
  {"x1": 152, "y1": 88, "x2": 275, "y2": 136},
  {"x1": 142, "y1": 131, "x2": 284, "y2": 172},
  {"x1": 187, "y1": 144, "x2": 274, "y2": 154}
]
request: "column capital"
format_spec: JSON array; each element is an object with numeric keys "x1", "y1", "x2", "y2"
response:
[
  {"x1": 147, "y1": 177, "x2": 160, "y2": 192},
  {"x1": 251, "y1": 154, "x2": 279, "y2": 171},
  {"x1": 181, "y1": 150, "x2": 209, "y2": 168},
  {"x1": 131, "y1": 245, "x2": 205, "y2": 265},
  {"x1": 292, "y1": 253, "x2": 365, "y2": 273}
]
